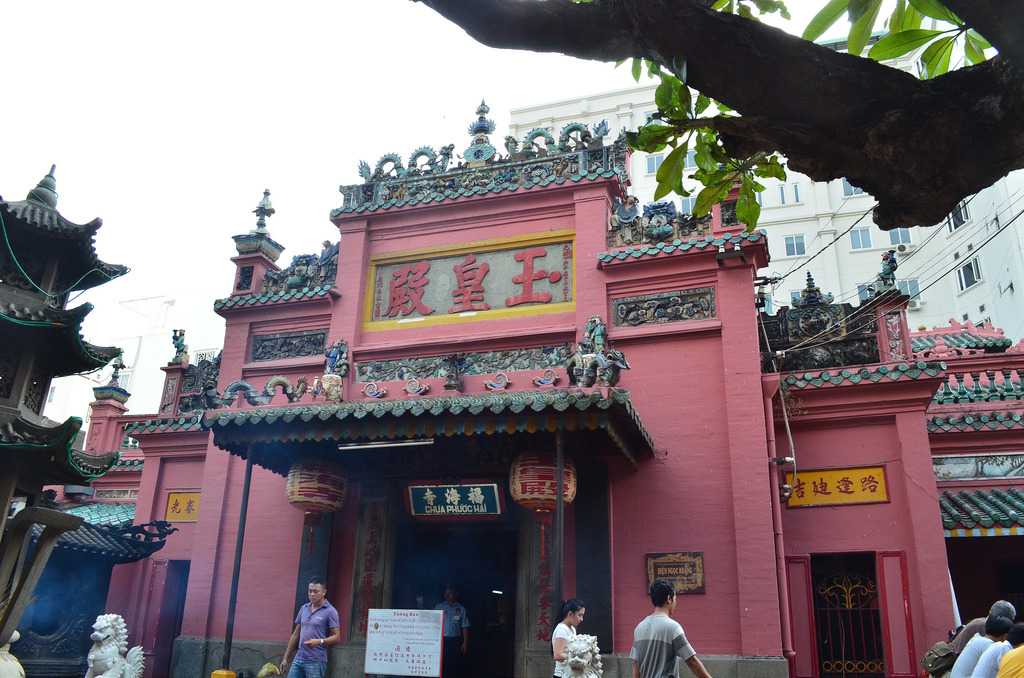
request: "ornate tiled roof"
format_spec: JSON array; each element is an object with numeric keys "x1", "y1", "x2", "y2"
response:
[
  {"x1": 0, "y1": 300, "x2": 121, "y2": 376},
  {"x1": 213, "y1": 285, "x2": 332, "y2": 312},
  {"x1": 204, "y1": 388, "x2": 654, "y2": 476},
  {"x1": 64, "y1": 502, "x2": 136, "y2": 526},
  {"x1": 596, "y1": 231, "x2": 765, "y2": 266},
  {"x1": 781, "y1": 361, "x2": 946, "y2": 389},
  {"x1": 123, "y1": 415, "x2": 204, "y2": 435},
  {"x1": 933, "y1": 369, "x2": 1024, "y2": 404},
  {"x1": 940, "y1": 488, "x2": 1024, "y2": 530},
  {"x1": 35, "y1": 518, "x2": 174, "y2": 564},
  {"x1": 911, "y1": 319, "x2": 1018, "y2": 357},
  {"x1": 333, "y1": 110, "x2": 627, "y2": 216},
  {"x1": 0, "y1": 413, "x2": 119, "y2": 481},
  {"x1": 928, "y1": 411, "x2": 1024, "y2": 433},
  {"x1": 111, "y1": 457, "x2": 144, "y2": 471},
  {"x1": 0, "y1": 167, "x2": 128, "y2": 292}
]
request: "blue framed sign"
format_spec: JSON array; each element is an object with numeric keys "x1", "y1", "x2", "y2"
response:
[{"x1": 407, "y1": 483, "x2": 503, "y2": 519}]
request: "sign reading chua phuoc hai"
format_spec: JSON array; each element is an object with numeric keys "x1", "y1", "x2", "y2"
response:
[
  {"x1": 407, "y1": 483, "x2": 503, "y2": 518},
  {"x1": 785, "y1": 465, "x2": 889, "y2": 508},
  {"x1": 370, "y1": 237, "x2": 573, "y2": 323},
  {"x1": 646, "y1": 552, "x2": 705, "y2": 594}
]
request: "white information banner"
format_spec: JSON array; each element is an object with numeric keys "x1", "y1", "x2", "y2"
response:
[{"x1": 365, "y1": 608, "x2": 444, "y2": 677}]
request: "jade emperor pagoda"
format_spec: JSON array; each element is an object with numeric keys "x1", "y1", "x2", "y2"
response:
[{"x1": 53, "y1": 103, "x2": 1024, "y2": 678}]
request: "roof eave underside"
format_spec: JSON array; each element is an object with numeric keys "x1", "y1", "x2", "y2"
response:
[{"x1": 204, "y1": 390, "x2": 655, "y2": 476}]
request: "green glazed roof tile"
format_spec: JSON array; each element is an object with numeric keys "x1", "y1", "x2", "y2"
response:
[
  {"x1": 596, "y1": 231, "x2": 765, "y2": 266},
  {"x1": 64, "y1": 502, "x2": 136, "y2": 527},
  {"x1": 928, "y1": 411, "x2": 1024, "y2": 433},
  {"x1": 213, "y1": 285, "x2": 333, "y2": 312},
  {"x1": 939, "y1": 488, "x2": 1024, "y2": 529},
  {"x1": 782, "y1": 361, "x2": 946, "y2": 389},
  {"x1": 123, "y1": 415, "x2": 203, "y2": 435}
]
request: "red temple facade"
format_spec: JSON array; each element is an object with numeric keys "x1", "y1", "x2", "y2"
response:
[{"x1": 75, "y1": 106, "x2": 1024, "y2": 678}]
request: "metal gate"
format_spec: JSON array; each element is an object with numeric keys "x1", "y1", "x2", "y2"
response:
[{"x1": 812, "y1": 555, "x2": 886, "y2": 678}]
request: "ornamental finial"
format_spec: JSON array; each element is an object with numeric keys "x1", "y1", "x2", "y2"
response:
[
  {"x1": 465, "y1": 98, "x2": 497, "y2": 163},
  {"x1": 26, "y1": 164, "x2": 58, "y2": 208},
  {"x1": 253, "y1": 188, "x2": 275, "y2": 232}
]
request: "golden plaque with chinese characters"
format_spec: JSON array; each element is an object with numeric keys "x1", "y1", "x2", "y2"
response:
[
  {"x1": 164, "y1": 491, "x2": 201, "y2": 522},
  {"x1": 785, "y1": 466, "x2": 889, "y2": 508}
]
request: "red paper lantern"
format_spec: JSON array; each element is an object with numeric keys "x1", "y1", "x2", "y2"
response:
[
  {"x1": 286, "y1": 460, "x2": 347, "y2": 515},
  {"x1": 509, "y1": 452, "x2": 577, "y2": 513}
]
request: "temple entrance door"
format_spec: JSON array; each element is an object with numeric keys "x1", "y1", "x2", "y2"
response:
[
  {"x1": 810, "y1": 553, "x2": 885, "y2": 678},
  {"x1": 151, "y1": 560, "x2": 189, "y2": 678},
  {"x1": 392, "y1": 521, "x2": 518, "y2": 678}
]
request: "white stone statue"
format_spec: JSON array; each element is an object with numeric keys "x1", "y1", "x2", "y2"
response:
[
  {"x1": 566, "y1": 633, "x2": 603, "y2": 678},
  {"x1": 0, "y1": 630, "x2": 25, "y2": 678},
  {"x1": 84, "y1": 614, "x2": 144, "y2": 678}
]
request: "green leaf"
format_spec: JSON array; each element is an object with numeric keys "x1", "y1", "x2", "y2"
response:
[
  {"x1": 736, "y1": 182, "x2": 761, "y2": 228},
  {"x1": 964, "y1": 32, "x2": 985, "y2": 65},
  {"x1": 655, "y1": 77, "x2": 674, "y2": 111},
  {"x1": 693, "y1": 183, "x2": 732, "y2": 217},
  {"x1": 967, "y1": 29, "x2": 992, "y2": 50},
  {"x1": 888, "y1": 0, "x2": 905, "y2": 30},
  {"x1": 677, "y1": 83, "x2": 693, "y2": 116},
  {"x1": 653, "y1": 180, "x2": 674, "y2": 201},
  {"x1": 614, "y1": 59, "x2": 626, "y2": 68},
  {"x1": 738, "y1": 3, "x2": 755, "y2": 20},
  {"x1": 903, "y1": 6, "x2": 923, "y2": 29},
  {"x1": 920, "y1": 34, "x2": 954, "y2": 78},
  {"x1": 631, "y1": 124, "x2": 676, "y2": 151},
  {"x1": 907, "y1": 0, "x2": 960, "y2": 25},
  {"x1": 754, "y1": 158, "x2": 787, "y2": 181},
  {"x1": 753, "y1": 0, "x2": 790, "y2": 20},
  {"x1": 631, "y1": 58, "x2": 642, "y2": 82},
  {"x1": 803, "y1": 0, "x2": 849, "y2": 41},
  {"x1": 847, "y1": 0, "x2": 882, "y2": 56},
  {"x1": 712, "y1": 0, "x2": 733, "y2": 10},
  {"x1": 656, "y1": 144, "x2": 688, "y2": 185},
  {"x1": 868, "y1": 29, "x2": 943, "y2": 60},
  {"x1": 695, "y1": 94, "x2": 712, "y2": 115},
  {"x1": 646, "y1": 59, "x2": 661, "y2": 79}
]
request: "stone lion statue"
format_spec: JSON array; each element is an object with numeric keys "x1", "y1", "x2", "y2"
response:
[
  {"x1": 566, "y1": 633, "x2": 603, "y2": 678},
  {"x1": 85, "y1": 614, "x2": 144, "y2": 678}
]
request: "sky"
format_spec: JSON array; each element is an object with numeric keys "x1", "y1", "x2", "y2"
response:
[{"x1": 1, "y1": 0, "x2": 833, "y2": 355}]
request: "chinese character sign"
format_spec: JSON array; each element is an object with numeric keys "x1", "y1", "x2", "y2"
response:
[
  {"x1": 371, "y1": 240, "x2": 573, "y2": 322},
  {"x1": 365, "y1": 609, "x2": 443, "y2": 677},
  {"x1": 785, "y1": 466, "x2": 889, "y2": 508},
  {"x1": 164, "y1": 491, "x2": 201, "y2": 522},
  {"x1": 408, "y1": 484, "x2": 502, "y2": 518}
]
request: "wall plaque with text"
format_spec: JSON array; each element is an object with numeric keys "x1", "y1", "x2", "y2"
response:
[{"x1": 646, "y1": 552, "x2": 705, "y2": 594}]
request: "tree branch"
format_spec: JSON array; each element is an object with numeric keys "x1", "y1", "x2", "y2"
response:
[
  {"x1": 418, "y1": 0, "x2": 1024, "y2": 228},
  {"x1": 943, "y1": 0, "x2": 1024, "y2": 70}
]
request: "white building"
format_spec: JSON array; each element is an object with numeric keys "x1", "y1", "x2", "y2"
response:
[{"x1": 509, "y1": 75, "x2": 1024, "y2": 339}]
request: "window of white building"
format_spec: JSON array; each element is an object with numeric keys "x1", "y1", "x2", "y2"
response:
[
  {"x1": 897, "y1": 278, "x2": 920, "y2": 298},
  {"x1": 778, "y1": 185, "x2": 787, "y2": 205},
  {"x1": 792, "y1": 183, "x2": 801, "y2": 203},
  {"x1": 851, "y1": 227, "x2": 872, "y2": 250},
  {"x1": 857, "y1": 284, "x2": 872, "y2": 302},
  {"x1": 685, "y1": 149, "x2": 697, "y2": 169},
  {"x1": 790, "y1": 290, "x2": 802, "y2": 305},
  {"x1": 784, "y1": 234, "x2": 806, "y2": 256},
  {"x1": 842, "y1": 178, "x2": 865, "y2": 196},
  {"x1": 680, "y1": 195, "x2": 696, "y2": 214},
  {"x1": 889, "y1": 228, "x2": 912, "y2": 245},
  {"x1": 646, "y1": 154, "x2": 664, "y2": 175},
  {"x1": 957, "y1": 258, "x2": 983, "y2": 291},
  {"x1": 946, "y1": 200, "x2": 971, "y2": 231}
]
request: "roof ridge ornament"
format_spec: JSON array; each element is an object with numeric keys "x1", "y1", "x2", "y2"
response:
[
  {"x1": 253, "y1": 188, "x2": 275, "y2": 233},
  {"x1": 464, "y1": 98, "x2": 497, "y2": 165},
  {"x1": 26, "y1": 164, "x2": 58, "y2": 208}
]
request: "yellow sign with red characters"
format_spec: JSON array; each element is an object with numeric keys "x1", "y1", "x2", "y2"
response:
[
  {"x1": 785, "y1": 466, "x2": 888, "y2": 508},
  {"x1": 164, "y1": 491, "x2": 200, "y2": 522}
]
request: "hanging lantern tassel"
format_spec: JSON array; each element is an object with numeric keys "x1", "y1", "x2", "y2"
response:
[{"x1": 538, "y1": 511, "x2": 553, "y2": 561}]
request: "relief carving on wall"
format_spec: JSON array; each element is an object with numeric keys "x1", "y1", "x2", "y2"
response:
[
  {"x1": 612, "y1": 287, "x2": 715, "y2": 327},
  {"x1": 251, "y1": 330, "x2": 327, "y2": 362},
  {"x1": 355, "y1": 345, "x2": 570, "y2": 382}
]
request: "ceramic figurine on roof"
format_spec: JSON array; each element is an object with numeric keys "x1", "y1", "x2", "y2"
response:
[
  {"x1": 464, "y1": 99, "x2": 498, "y2": 165},
  {"x1": 170, "y1": 329, "x2": 188, "y2": 365},
  {"x1": 868, "y1": 249, "x2": 899, "y2": 297},
  {"x1": 253, "y1": 188, "x2": 275, "y2": 233},
  {"x1": 607, "y1": 197, "x2": 712, "y2": 247},
  {"x1": 567, "y1": 317, "x2": 629, "y2": 387}
]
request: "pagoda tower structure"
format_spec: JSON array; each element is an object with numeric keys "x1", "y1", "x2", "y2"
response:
[{"x1": 0, "y1": 166, "x2": 127, "y2": 660}]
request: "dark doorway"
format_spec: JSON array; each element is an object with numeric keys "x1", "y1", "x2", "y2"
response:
[
  {"x1": 392, "y1": 521, "x2": 518, "y2": 678},
  {"x1": 152, "y1": 560, "x2": 190, "y2": 678},
  {"x1": 810, "y1": 553, "x2": 885, "y2": 678}
]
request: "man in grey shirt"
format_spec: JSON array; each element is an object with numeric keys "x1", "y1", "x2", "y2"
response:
[
  {"x1": 631, "y1": 580, "x2": 713, "y2": 678},
  {"x1": 953, "y1": 601, "x2": 1017, "y2": 654}
]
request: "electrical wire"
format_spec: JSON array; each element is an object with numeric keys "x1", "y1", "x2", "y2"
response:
[
  {"x1": 775, "y1": 201, "x2": 879, "y2": 283},
  {"x1": 783, "y1": 202, "x2": 1024, "y2": 357}
]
